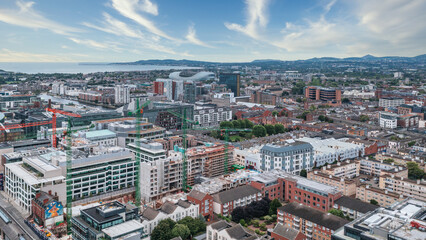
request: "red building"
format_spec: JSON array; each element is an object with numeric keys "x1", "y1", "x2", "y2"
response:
[
  {"x1": 250, "y1": 171, "x2": 342, "y2": 212},
  {"x1": 187, "y1": 190, "x2": 213, "y2": 220},
  {"x1": 271, "y1": 223, "x2": 306, "y2": 240},
  {"x1": 305, "y1": 86, "x2": 342, "y2": 105},
  {"x1": 32, "y1": 191, "x2": 64, "y2": 227},
  {"x1": 153, "y1": 81, "x2": 165, "y2": 95},
  {"x1": 277, "y1": 202, "x2": 349, "y2": 240}
]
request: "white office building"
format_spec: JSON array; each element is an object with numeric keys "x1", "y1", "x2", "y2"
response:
[
  {"x1": 379, "y1": 112, "x2": 398, "y2": 129},
  {"x1": 127, "y1": 140, "x2": 167, "y2": 163},
  {"x1": 114, "y1": 85, "x2": 130, "y2": 104}
]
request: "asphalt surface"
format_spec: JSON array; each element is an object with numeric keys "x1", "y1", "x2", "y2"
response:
[{"x1": 0, "y1": 194, "x2": 39, "y2": 240}]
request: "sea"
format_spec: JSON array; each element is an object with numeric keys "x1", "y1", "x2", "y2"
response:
[{"x1": 0, "y1": 62, "x2": 201, "y2": 74}]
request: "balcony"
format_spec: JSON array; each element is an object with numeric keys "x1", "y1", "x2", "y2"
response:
[{"x1": 294, "y1": 217, "x2": 300, "y2": 222}]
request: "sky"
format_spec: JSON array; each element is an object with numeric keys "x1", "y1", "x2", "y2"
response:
[{"x1": 0, "y1": 0, "x2": 425, "y2": 62}]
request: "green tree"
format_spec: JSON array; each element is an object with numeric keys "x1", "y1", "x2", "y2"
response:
[
  {"x1": 318, "y1": 115, "x2": 325, "y2": 121},
  {"x1": 274, "y1": 124, "x2": 285, "y2": 134},
  {"x1": 244, "y1": 119, "x2": 254, "y2": 129},
  {"x1": 269, "y1": 198, "x2": 282, "y2": 215},
  {"x1": 370, "y1": 199, "x2": 379, "y2": 205},
  {"x1": 406, "y1": 162, "x2": 425, "y2": 180},
  {"x1": 342, "y1": 98, "x2": 350, "y2": 104},
  {"x1": 239, "y1": 219, "x2": 246, "y2": 225},
  {"x1": 272, "y1": 111, "x2": 279, "y2": 117},
  {"x1": 177, "y1": 216, "x2": 206, "y2": 236},
  {"x1": 252, "y1": 125, "x2": 267, "y2": 137},
  {"x1": 171, "y1": 224, "x2": 190, "y2": 240},
  {"x1": 232, "y1": 120, "x2": 241, "y2": 129},
  {"x1": 151, "y1": 219, "x2": 175, "y2": 240},
  {"x1": 220, "y1": 121, "x2": 233, "y2": 129},
  {"x1": 408, "y1": 141, "x2": 416, "y2": 147},
  {"x1": 328, "y1": 209, "x2": 345, "y2": 218},
  {"x1": 264, "y1": 124, "x2": 276, "y2": 135},
  {"x1": 360, "y1": 115, "x2": 369, "y2": 122},
  {"x1": 300, "y1": 169, "x2": 307, "y2": 178},
  {"x1": 238, "y1": 119, "x2": 245, "y2": 129},
  {"x1": 291, "y1": 82, "x2": 306, "y2": 95}
]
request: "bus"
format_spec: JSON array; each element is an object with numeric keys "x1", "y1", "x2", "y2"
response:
[{"x1": 0, "y1": 209, "x2": 11, "y2": 224}]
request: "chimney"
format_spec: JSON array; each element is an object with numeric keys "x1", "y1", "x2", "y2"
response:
[
  {"x1": 48, "y1": 190, "x2": 52, "y2": 195},
  {"x1": 43, "y1": 199, "x2": 49, "y2": 205},
  {"x1": 36, "y1": 192, "x2": 41, "y2": 198},
  {"x1": 48, "y1": 99, "x2": 52, "y2": 109}
]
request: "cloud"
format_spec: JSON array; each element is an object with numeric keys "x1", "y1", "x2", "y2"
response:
[
  {"x1": 0, "y1": 0, "x2": 80, "y2": 35},
  {"x1": 110, "y1": 0, "x2": 174, "y2": 40},
  {"x1": 0, "y1": 48, "x2": 72, "y2": 62},
  {"x1": 83, "y1": 12, "x2": 144, "y2": 39},
  {"x1": 225, "y1": 0, "x2": 270, "y2": 39},
  {"x1": 68, "y1": 38, "x2": 122, "y2": 52},
  {"x1": 185, "y1": 25, "x2": 213, "y2": 48}
]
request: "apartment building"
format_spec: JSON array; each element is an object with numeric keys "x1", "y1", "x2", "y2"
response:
[
  {"x1": 307, "y1": 171, "x2": 357, "y2": 196},
  {"x1": 333, "y1": 196, "x2": 379, "y2": 219},
  {"x1": 234, "y1": 146, "x2": 262, "y2": 171},
  {"x1": 127, "y1": 140, "x2": 167, "y2": 163},
  {"x1": 250, "y1": 170, "x2": 342, "y2": 212},
  {"x1": 114, "y1": 85, "x2": 130, "y2": 104},
  {"x1": 193, "y1": 103, "x2": 232, "y2": 127},
  {"x1": 260, "y1": 140, "x2": 314, "y2": 175},
  {"x1": 212, "y1": 185, "x2": 262, "y2": 216},
  {"x1": 359, "y1": 158, "x2": 407, "y2": 177},
  {"x1": 71, "y1": 201, "x2": 143, "y2": 240},
  {"x1": 278, "y1": 202, "x2": 349, "y2": 240},
  {"x1": 271, "y1": 223, "x2": 305, "y2": 240},
  {"x1": 379, "y1": 112, "x2": 398, "y2": 129},
  {"x1": 139, "y1": 157, "x2": 183, "y2": 203},
  {"x1": 379, "y1": 174, "x2": 426, "y2": 201},
  {"x1": 379, "y1": 97, "x2": 405, "y2": 108},
  {"x1": 356, "y1": 184, "x2": 403, "y2": 207},
  {"x1": 187, "y1": 189, "x2": 214, "y2": 219},
  {"x1": 140, "y1": 200, "x2": 199, "y2": 237},
  {"x1": 153, "y1": 134, "x2": 197, "y2": 152},
  {"x1": 320, "y1": 160, "x2": 360, "y2": 179},
  {"x1": 206, "y1": 221, "x2": 257, "y2": 240},
  {"x1": 332, "y1": 199, "x2": 426, "y2": 240},
  {"x1": 298, "y1": 137, "x2": 364, "y2": 167}
]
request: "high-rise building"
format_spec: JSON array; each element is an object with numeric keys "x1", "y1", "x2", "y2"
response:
[
  {"x1": 114, "y1": 85, "x2": 130, "y2": 104},
  {"x1": 153, "y1": 81, "x2": 164, "y2": 95},
  {"x1": 219, "y1": 73, "x2": 241, "y2": 97},
  {"x1": 304, "y1": 86, "x2": 342, "y2": 104}
]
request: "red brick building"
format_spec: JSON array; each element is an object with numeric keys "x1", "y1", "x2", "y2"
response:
[
  {"x1": 187, "y1": 190, "x2": 213, "y2": 221},
  {"x1": 32, "y1": 191, "x2": 64, "y2": 227},
  {"x1": 153, "y1": 81, "x2": 165, "y2": 95},
  {"x1": 250, "y1": 171, "x2": 342, "y2": 212},
  {"x1": 277, "y1": 202, "x2": 349, "y2": 240}
]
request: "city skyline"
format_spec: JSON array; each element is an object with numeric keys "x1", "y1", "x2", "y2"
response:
[{"x1": 0, "y1": 0, "x2": 425, "y2": 62}]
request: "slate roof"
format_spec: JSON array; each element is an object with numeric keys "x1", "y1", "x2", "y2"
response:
[
  {"x1": 177, "y1": 199, "x2": 192, "y2": 209},
  {"x1": 188, "y1": 189, "x2": 207, "y2": 201},
  {"x1": 226, "y1": 225, "x2": 256, "y2": 240},
  {"x1": 160, "y1": 201, "x2": 177, "y2": 214},
  {"x1": 210, "y1": 220, "x2": 230, "y2": 230},
  {"x1": 334, "y1": 196, "x2": 379, "y2": 214},
  {"x1": 212, "y1": 185, "x2": 260, "y2": 204},
  {"x1": 141, "y1": 207, "x2": 159, "y2": 221},
  {"x1": 278, "y1": 203, "x2": 349, "y2": 230},
  {"x1": 273, "y1": 223, "x2": 300, "y2": 240}
]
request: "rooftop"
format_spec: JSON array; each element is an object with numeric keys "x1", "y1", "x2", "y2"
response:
[
  {"x1": 102, "y1": 220, "x2": 143, "y2": 238},
  {"x1": 212, "y1": 185, "x2": 260, "y2": 204}
]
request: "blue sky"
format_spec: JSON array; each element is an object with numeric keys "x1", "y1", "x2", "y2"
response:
[{"x1": 0, "y1": 0, "x2": 425, "y2": 62}]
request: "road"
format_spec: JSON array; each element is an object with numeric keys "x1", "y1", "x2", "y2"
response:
[{"x1": 0, "y1": 194, "x2": 39, "y2": 240}]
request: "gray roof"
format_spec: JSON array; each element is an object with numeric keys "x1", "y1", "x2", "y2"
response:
[
  {"x1": 212, "y1": 185, "x2": 260, "y2": 204},
  {"x1": 226, "y1": 225, "x2": 255, "y2": 240},
  {"x1": 334, "y1": 196, "x2": 379, "y2": 214},
  {"x1": 188, "y1": 189, "x2": 207, "y2": 201},
  {"x1": 177, "y1": 199, "x2": 192, "y2": 209},
  {"x1": 261, "y1": 141, "x2": 313, "y2": 153},
  {"x1": 278, "y1": 203, "x2": 349, "y2": 230},
  {"x1": 160, "y1": 201, "x2": 178, "y2": 214},
  {"x1": 273, "y1": 223, "x2": 300, "y2": 240},
  {"x1": 141, "y1": 207, "x2": 159, "y2": 221},
  {"x1": 210, "y1": 220, "x2": 231, "y2": 230}
]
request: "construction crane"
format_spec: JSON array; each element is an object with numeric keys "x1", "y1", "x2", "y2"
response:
[
  {"x1": 127, "y1": 99, "x2": 151, "y2": 207},
  {"x1": 46, "y1": 108, "x2": 82, "y2": 148},
  {"x1": 167, "y1": 109, "x2": 197, "y2": 192},
  {"x1": 193, "y1": 127, "x2": 252, "y2": 174}
]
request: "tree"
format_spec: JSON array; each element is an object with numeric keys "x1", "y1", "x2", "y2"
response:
[
  {"x1": 408, "y1": 141, "x2": 416, "y2": 147},
  {"x1": 269, "y1": 199, "x2": 282, "y2": 215},
  {"x1": 360, "y1": 115, "x2": 369, "y2": 122},
  {"x1": 328, "y1": 209, "x2": 345, "y2": 218},
  {"x1": 406, "y1": 162, "x2": 425, "y2": 180},
  {"x1": 231, "y1": 207, "x2": 246, "y2": 223},
  {"x1": 232, "y1": 120, "x2": 241, "y2": 129},
  {"x1": 252, "y1": 125, "x2": 267, "y2": 137},
  {"x1": 274, "y1": 124, "x2": 285, "y2": 134},
  {"x1": 177, "y1": 216, "x2": 206, "y2": 236},
  {"x1": 300, "y1": 169, "x2": 307, "y2": 178},
  {"x1": 272, "y1": 111, "x2": 279, "y2": 117},
  {"x1": 239, "y1": 219, "x2": 246, "y2": 226},
  {"x1": 244, "y1": 119, "x2": 254, "y2": 129},
  {"x1": 318, "y1": 115, "x2": 326, "y2": 121},
  {"x1": 291, "y1": 82, "x2": 306, "y2": 95},
  {"x1": 370, "y1": 199, "x2": 379, "y2": 205},
  {"x1": 171, "y1": 224, "x2": 190, "y2": 240},
  {"x1": 342, "y1": 98, "x2": 350, "y2": 104},
  {"x1": 151, "y1": 219, "x2": 176, "y2": 240},
  {"x1": 220, "y1": 121, "x2": 233, "y2": 129},
  {"x1": 264, "y1": 124, "x2": 275, "y2": 135},
  {"x1": 238, "y1": 119, "x2": 245, "y2": 129}
]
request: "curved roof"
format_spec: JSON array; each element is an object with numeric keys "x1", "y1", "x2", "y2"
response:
[{"x1": 169, "y1": 71, "x2": 215, "y2": 81}]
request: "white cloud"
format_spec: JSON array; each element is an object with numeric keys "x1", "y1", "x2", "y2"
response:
[
  {"x1": 185, "y1": 25, "x2": 213, "y2": 48},
  {"x1": 0, "y1": 0, "x2": 80, "y2": 35},
  {"x1": 110, "y1": 0, "x2": 174, "y2": 40},
  {"x1": 225, "y1": 0, "x2": 270, "y2": 39},
  {"x1": 83, "y1": 13, "x2": 145, "y2": 39},
  {"x1": 68, "y1": 38, "x2": 122, "y2": 52},
  {"x1": 0, "y1": 48, "x2": 72, "y2": 62}
]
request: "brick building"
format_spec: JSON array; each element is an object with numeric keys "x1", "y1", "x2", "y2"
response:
[
  {"x1": 211, "y1": 185, "x2": 262, "y2": 216},
  {"x1": 187, "y1": 189, "x2": 214, "y2": 220},
  {"x1": 32, "y1": 191, "x2": 64, "y2": 227}
]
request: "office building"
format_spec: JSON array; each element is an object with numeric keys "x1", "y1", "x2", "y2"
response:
[
  {"x1": 219, "y1": 73, "x2": 241, "y2": 97},
  {"x1": 206, "y1": 221, "x2": 257, "y2": 240},
  {"x1": 114, "y1": 85, "x2": 130, "y2": 104},
  {"x1": 127, "y1": 140, "x2": 167, "y2": 163},
  {"x1": 379, "y1": 97, "x2": 405, "y2": 108},
  {"x1": 304, "y1": 86, "x2": 342, "y2": 104},
  {"x1": 212, "y1": 185, "x2": 262, "y2": 216},
  {"x1": 260, "y1": 141, "x2": 314, "y2": 175},
  {"x1": 332, "y1": 198, "x2": 426, "y2": 240},
  {"x1": 71, "y1": 201, "x2": 143, "y2": 240},
  {"x1": 379, "y1": 112, "x2": 398, "y2": 129},
  {"x1": 278, "y1": 202, "x2": 349, "y2": 240}
]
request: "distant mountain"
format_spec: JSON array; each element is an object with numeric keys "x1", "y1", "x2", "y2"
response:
[{"x1": 113, "y1": 54, "x2": 426, "y2": 66}]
